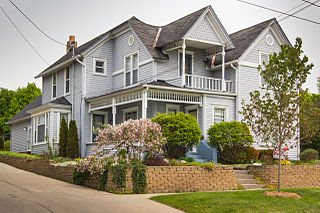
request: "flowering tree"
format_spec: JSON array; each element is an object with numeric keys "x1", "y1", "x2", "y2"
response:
[
  {"x1": 93, "y1": 118, "x2": 166, "y2": 161},
  {"x1": 75, "y1": 155, "x2": 108, "y2": 175}
]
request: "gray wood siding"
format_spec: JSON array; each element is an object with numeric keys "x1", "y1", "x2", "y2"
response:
[
  {"x1": 187, "y1": 16, "x2": 222, "y2": 44},
  {"x1": 42, "y1": 75, "x2": 51, "y2": 104},
  {"x1": 85, "y1": 40, "x2": 113, "y2": 98},
  {"x1": 10, "y1": 119, "x2": 30, "y2": 152},
  {"x1": 243, "y1": 29, "x2": 281, "y2": 63},
  {"x1": 32, "y1": 143, "x2": 48, "y2": 155},
  {"x1": 139, "y1": 62, "x2": 153, "y2": 84}
]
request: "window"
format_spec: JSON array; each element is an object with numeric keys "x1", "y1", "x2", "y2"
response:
[
  {"x1": 60, "y1": 113, "x2": 68, "y2": 124},
  {"x1": 214, "y1": 108, "x2": 226, "y2": 123},
  {"x1": 166, "y1": 104, "x2": 180, "y2": 114},
  {"x1": 259, "y1": 52, "x2": 269, "y2": 86},
  {"x1": 93, "y1": 58, "x2": 107, "y2": 75},
  {"x1": 33, "y1": 113, "x2": 49, "y2": 144},
  {"x1": 92, "y1": 114, "x2": 105, "y2": 142},
  {"x1": 178, "y1": 52, "x2": 193, "y2": 76},
  {"x1": 52, "y1": 73, "x2": 57, "y2": 99},
  {"x1": 65, "y1": 67, "x2": 70, "y2": 95},
  {"x1": 37, "y1": 115, "x2": 45, "y2": 143},
  {"x1": 123, "y1": 107, "x2": 138, "y2": 121},
  {"x1": 125, "y1": 52, "x2": 138, "y2": 86}
]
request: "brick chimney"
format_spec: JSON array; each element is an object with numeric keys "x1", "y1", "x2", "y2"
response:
[{"x1": 66, "y1": 35, "x2": 77, "y2": 53}]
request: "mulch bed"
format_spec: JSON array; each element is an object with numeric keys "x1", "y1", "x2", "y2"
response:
[{"x1": 264, "y1": 191, "x2": 301, "y2": 199}]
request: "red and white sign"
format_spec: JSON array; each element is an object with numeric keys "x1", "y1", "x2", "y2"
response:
[{"x1": 273, "y1": 147, "x2": 289, "y2": 160}]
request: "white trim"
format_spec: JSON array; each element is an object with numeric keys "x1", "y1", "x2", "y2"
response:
[
  {"x1": 35, "y1": 57, "x2": 75, "y2": 79},
  {"x1": 64, "y1": 67, "x2": 70, "y2": 95},
  {"x1": 128, "y1": 35, "x2": 135, "y2": 46},
  {"x1": 52, "y1": 72, "x2": 57, "y2": 100},
  {"x1": 27, "y1": 125, "x2": 32, "y2": 151},
  {"x1": 93, "y1": 57, "x2": 107, "y2": 76},
  {"x1": 177, "y1": 49, "x2": 194, "y2": 76},
  {"x1": 90, "y1": 111, "x2": 108, "y2": 143},
  {"x1": 124, "y1": 51, "x2": 139, "y2": 87},
  {"x1": 239, "y1": 61, "x2": 259, "y2": 68},
  {"x1": 113, "y1": 58, "x2": 153, "y2": 77},
  {"x1": 166, "y1": 104, "x2": 180, "y2": 114},
  {"x1": 185, "y1": 105, "x2": 199, "y2": 123},
  {"x1": 113, "y1": 69, "x2": 124, "y2": 76},
  {"x1": 212, "y1": 105, "x2": 228, "y2": 123},
  {"x1": 122, "y1": 106, "x2": 138, "y2": 122},
  {"x1": 186, "y1": 38, "x2": 222, "y2": 46},
  {"x1": 127, "y1": 24, "x2": 153, "y2": 59}
]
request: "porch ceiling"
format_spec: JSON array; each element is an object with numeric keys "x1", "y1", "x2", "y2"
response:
[{"x1": 185, "y1": 39, "x2": 221, "y2": 49}]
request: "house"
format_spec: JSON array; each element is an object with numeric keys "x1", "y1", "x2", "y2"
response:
[{"x1": 7, "y1": 5, "x2": 299, "y2": 160}]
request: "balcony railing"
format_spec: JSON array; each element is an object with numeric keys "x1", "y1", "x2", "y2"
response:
[{"x1": 185, "y1": 74, "x2": 235, "y2": 93}]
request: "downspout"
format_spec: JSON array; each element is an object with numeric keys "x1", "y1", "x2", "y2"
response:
[
  {"x1": 76, "y1": 55, "x2": 87, "y2": 157},
  {"x1": 231, "y1": 62, "x2": 240, "y2": 121}
]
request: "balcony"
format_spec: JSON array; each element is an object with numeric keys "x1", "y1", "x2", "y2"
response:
[{"x1": 185, "y1": 74, "x2": 235, "y2": 93}]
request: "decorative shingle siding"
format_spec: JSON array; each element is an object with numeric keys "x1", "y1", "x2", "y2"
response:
[
  {"x1": 188, "y1": 16, "x2": 222, "y2": 44},
  {"x1": 10, "y1": 119, "x2": 30, "y2": 152}
]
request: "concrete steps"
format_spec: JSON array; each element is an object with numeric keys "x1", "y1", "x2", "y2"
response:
[{"x1": 234, "y1": 169, "x2": 265, "y2": 190}]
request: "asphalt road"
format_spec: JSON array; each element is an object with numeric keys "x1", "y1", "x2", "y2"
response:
[{"x1": 0, "y1": 162, "x2": 183, "y2": 213}]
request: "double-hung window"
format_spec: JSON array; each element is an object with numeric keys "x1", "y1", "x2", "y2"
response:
[
  {"x1": 65, "y1": 67, "x2": 70, "y2": 95},
  {"x1": 37, "y1": 115, "x2": 45, "y2": 143},
  {"x1": 93, "y1": 58, "x2": 107, "y2": 76},
  {"x1": 179, "y1": 52, "x2": 193, "y2": 76},
  {"x1": 213, "y1": 108, "x2": 226, "y2": 123},
  {"x1": 92, "y1": 114, "x2": 105, "y2": 142},
  {"x1": 52, "y1": 73, "x2": 57, "y2": 99},
  {"x1": 125, "y1": 53, "x2": 138, "y2": 86},
  {"x1": 259, "y1": 52, "x2": 269, "y2": 86},
  {"x1": 123, "y1": 107, "x2": 138, "y2": 121}
]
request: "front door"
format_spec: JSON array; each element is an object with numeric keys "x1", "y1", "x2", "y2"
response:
[
  {"x1": 185, "y1": 106, "x2": 198, "y2": 152},
  {"x1": 27, "y1": 126, "x2": 31, "y2": 151}
]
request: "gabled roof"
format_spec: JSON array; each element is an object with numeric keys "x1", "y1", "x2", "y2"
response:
[
  {"x1": 6, "y1": 95, "x2": 42, "y2": 124},
  {"x1": 49, "y1": 97, "x2": 71, "y2": 105},
  {"x1": 214, "y1": 18, "x2": 275, "y2": 65}
]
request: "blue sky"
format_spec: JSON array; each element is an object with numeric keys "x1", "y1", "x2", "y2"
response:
[{"x1": 0, "y1": 0, "x2": 319, "y2": 92}]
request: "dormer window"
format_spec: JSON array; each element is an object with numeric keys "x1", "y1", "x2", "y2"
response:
[
  {"x1": 52, "y1": 73, "x2": 57, "y2": 99},
  {"x1": 65, "y1": 67, "x2": 70, "y2": 95},
  {"x1": 93, "y1": 58, "x2": 107, "y2": 76}
]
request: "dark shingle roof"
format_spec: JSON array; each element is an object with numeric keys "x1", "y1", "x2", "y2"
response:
[
  {"x1": 49, "y1": 97, "x2": 71, "y2": 105},
  {"x1": 214, "y1": 18, "x2": 274, "y2": 65},
  {"x1": 7, "y1": 95, "x2": 42, "y2": 124}
]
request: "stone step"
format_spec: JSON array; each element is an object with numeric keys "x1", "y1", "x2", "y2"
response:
[
  {"x1": 235, "y1": 174, "x2": 253, "y2": 179},
  {"x1": 194, "y1": 158, "x2": 209, "y2": 163},
  {"x1": 234, "y1": 170, "x2": 249, "y2": 174},
  {"x1": 188, "y1": 154, "x2": 203, "y2": 159},
  {"x1": 242, "y1": 184, "x2": 265, "y2": 189},
  {"x1": 237, "y1": 178, "x2": 259, "y2": 184}
]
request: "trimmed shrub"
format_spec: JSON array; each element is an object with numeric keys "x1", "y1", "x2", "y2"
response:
[
  {"x1": 0, "y1": 137, "x2": 3, "y2": 150},
  {"x1": 258, "y1": 149, "x2": 274, "y2": 164},
  {"x1": 300, "y1": 148, "x2": 319, "y2": 162},
  {"x1": 4, "y1": 140, "x2": 10, "y2": 151},
  {"x1": 243, "y1": 147, "x2": 259, "y2": 163},
  {"x1": 66, "y1": 120, "x2": 79, "y2": 158},
  {"x1": 142, "y1": 155, "x2": 169, "y2": 166},
  {"x1": 207, "y1": 121, "x2": 254, "y2": 164},
  {"x1": 58, "y1": 116, "x2": 68, "y2": 157},
  {"x1": 151, "y1": 112, "x2": 201, "y2": 159}
]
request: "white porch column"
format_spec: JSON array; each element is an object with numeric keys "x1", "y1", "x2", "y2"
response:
[
  {"x1": 112, "y1": 98, "x2": 116, "y2": 126},
  {"x1": 221, "y1": 45, "x2": 226, "y2": 92},
  {"x1": 142, "y1": 90, "x2": 148, "y2": 119},
  {"x1": 202, "y1": 95, "x2": 207, "y2": 139},
  {"x1": 181, "y1": 39, "x2": 186, "y2": 87}
]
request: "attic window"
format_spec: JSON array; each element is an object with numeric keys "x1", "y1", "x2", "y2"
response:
[
  {"x1": 265, "y1": 35, "x2": 274, "y2": 46},
  {"x1": 128, "y1": 35, "x2": 134, "y2": 46},
  {"x1": 93, "y1": 58, "x2": 107, "y2": 76}
]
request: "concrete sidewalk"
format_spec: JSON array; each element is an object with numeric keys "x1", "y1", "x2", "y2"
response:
[{"x1": 0, "y1": 162, "x2": 183, "y2": 213}]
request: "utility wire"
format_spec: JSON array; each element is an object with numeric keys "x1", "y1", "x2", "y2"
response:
[
  {"x1": 302, "y1": 0, "x2": 320, "y2": 7},
  {"x1": 0, "y1": 5, "x2": 49, "y2": 65},
  {"x1": 276, "y1": 1, "x2": 306, "y2": 18},
  {"x1": 8, "y1": 0, "x2": 65, "y2": 46},
  {"x1": 279, "y1": 0, "x2": 320, "y2": 22},
  {"x1": 234, "y1": 0, "x2": 320, "y2": 25}
]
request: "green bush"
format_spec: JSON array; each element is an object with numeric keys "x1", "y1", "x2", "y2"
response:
[
  {"x1": 66, "y1": 120, "x2": 79, "y2": 158},
  {"x1": 0, "y1": 137, "x2": 4, "y2": 150},
  {"x1": 73, "y1": 169, "x2": 89, "y2": 185},
  {"x1": 58, "y1": 117, "x2": 68, "y2": 157},
  {"x1": 207, "y1": 121, "x2": 254, "y2": 164},
  {"x1": 258, "y1": 149, "x2": 274, "y2": 164},
  {"x1": 151, "y1": 112, "x2": 201, "y2": 159},
  {"x1": 132, "y1": 164, "x2": 147, "y2": 194},
  {"x1": 300, "y1": 148, "x2": 319, "y2": 162},
  {"x1": 242, "y1": 147, "x2": 259, "y2": 163},
  {"x1": 0, "y1": 150, "x2": 40, "y2": 159},
  {"x1": 4, "y1": 140, "x2": 10, "y2": 151}
]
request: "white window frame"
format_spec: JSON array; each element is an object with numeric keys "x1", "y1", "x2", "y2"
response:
[
  {"x1": 177, "y1": 50, "x2": 194, "y2": 76},
  {"x1": 122, "y1": 106, "x2": 138, "y2": 122},
  {"x1": 64, "y1": 67, "x2": 70, "y2": 95},
  {"x1": 212, "y1": 105, "x2": 228, "y2": 124},
  {"x1": 34, "y1": 113, "x2": 49, "y2": 145},
  {"x1": 123, "y1": 51, "x2": 139, "y2": 87},
  {"x1": 166, "y1": 104, "x2": 180, "y2": 114},
  {"x1": 52, "y1": 72, "x2": 57, "y2": 99},
  {"x1": 258, "y1": 51, "x2": 270, "y2": 87},
  {"x1": 185, "y1": 105, "x2": 199, "y2": 123},
  {"x1": 90, "y1": 111, "x2": 108, "y2": 143},
  {"x1": 56, "y1": 110, "x2": 72, "y2": 144},
  {"x1": 27, "y1": 126, "x2": 32, "y2": 151},
  {"x1": 93, "y1": 58, "x2": 107, "y2": 76}
]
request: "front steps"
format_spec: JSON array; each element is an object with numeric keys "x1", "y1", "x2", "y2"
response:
[
  {"x1": 234, "y1": 169, "x2": 265, "y2": 190},
  {"x1": 186, "y1": 151, "x2": 209, "y2": 163}
]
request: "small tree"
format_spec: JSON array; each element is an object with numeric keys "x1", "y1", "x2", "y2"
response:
[
  {"x1": 0, "y1": 136, "x2": 4, "y2": 150},
  {"x1": 151, "y1": 112, "x2": 201, "y2": 159},
  {"x1": 58, "y1": 117, "x2": 68, "y2": 157},
  {"x1": 66, "y1": 120, "x2": 79, "y2": 158},
  {"x1": 207, "y1": 121, "x2": 254, "y2": 164},
  {"x1": 240, "y1": 38, "x2": 314, "y2": 192},
  {"x1": 94, "y1": 118, "x2": 165, "y2": 161}
]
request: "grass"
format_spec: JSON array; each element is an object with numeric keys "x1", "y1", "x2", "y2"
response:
[
  {"x1": 151, "y1": 188, "x2": 320, "y2": 213},
  {"x1": 0, "y1": 150, "x2": 40, "y2": 159}
]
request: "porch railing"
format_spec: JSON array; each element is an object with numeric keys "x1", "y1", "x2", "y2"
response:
[{"x1": 185, "y1": 74, "x2": 235, "y2": 93}]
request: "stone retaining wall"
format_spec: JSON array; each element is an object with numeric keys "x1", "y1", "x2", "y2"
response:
[
  {"x1": 0, "y1": 155, "x2": 237, "y2": 193},
  {"x1": 248, "y1": 165, "x2": 320, "y2": 188}
]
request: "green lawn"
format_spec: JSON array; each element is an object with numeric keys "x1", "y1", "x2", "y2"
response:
[{"x1": 151, "y1": 188, "x2": 320, "y2": 213}]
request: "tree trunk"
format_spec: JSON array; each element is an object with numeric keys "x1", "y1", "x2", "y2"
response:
[{"x1": 277, "y1": 141, "x2": 281, "y2": 192}]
